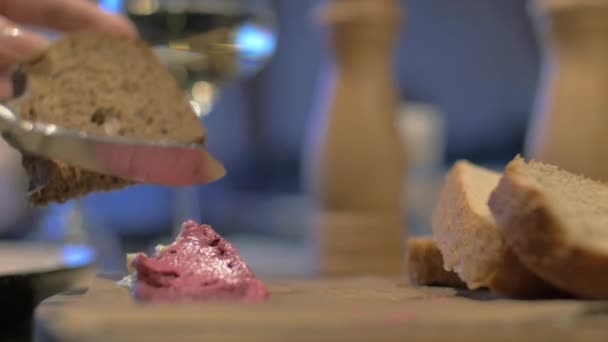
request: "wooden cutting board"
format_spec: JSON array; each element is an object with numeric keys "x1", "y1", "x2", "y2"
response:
[{"x1": 35, "y1": 277, "x2": 608, "y2": 342}]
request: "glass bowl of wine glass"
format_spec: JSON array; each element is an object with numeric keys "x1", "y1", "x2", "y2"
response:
[{"x1": 123, "y1": 0, "x2": 277, "y2": 117}]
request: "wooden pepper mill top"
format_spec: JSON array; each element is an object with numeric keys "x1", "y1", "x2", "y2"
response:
[
  {"x1": 305, "y1": 0, "x2": 406, "y2": 277},
  {"x1": 318, "y1": 0, "x2": 402, "y2": 69},
  {"x1": 525, "y1": 0, "x2": 608, "y2": 181}
]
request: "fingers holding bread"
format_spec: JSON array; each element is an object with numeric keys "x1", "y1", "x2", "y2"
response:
[
  {"x1": 0, "y1": 0, "x2": 137, "y2": 38},
  {"x1": 0, "y1": 0, "x2": 137, "y2": 99},
  {"x1": 0, "y1": 16, "x2": 48, "y2": 99}
]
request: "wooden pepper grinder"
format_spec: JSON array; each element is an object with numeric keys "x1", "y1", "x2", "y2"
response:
[
  {"x1": 526, "y1": 0, "x2": 608, "y2": 180},
  {"x1": 303, "y1": 0, "x2": 406, "y2": 276}
]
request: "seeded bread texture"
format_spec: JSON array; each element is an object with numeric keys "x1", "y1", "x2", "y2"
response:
[
  {"x1": 406, "y1": 237, "x2": 465, "y2": 288},
  {"x1": 7, "y1": 32, "x2": 206, "y2": 206},
  {"x1": 489, "y1": 155, "x2": 608, "y2": 299},
  {"x1": 432, "y1": 161, "x2": 561, "y2": 298}
]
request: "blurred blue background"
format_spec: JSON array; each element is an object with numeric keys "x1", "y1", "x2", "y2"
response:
[{"x1": 0, "y1": 0, "x2": 540, "y2": 275}]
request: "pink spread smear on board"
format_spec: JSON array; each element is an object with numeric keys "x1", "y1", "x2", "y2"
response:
[
  {"x1": 387, "y1": 309, "x2": 416, "y2": 325},
  {"x1": 126, "y1": 220, "x2": 269, "y2": 303}
]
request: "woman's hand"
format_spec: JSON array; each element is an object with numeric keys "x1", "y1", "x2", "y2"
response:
[{"x1": 0, "y1": 0, "x2": 137, "y2": 98}]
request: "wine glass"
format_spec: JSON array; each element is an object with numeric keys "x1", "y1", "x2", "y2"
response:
[{"x1": 121, "y1": 0, "x2": 278, "y2": 236}]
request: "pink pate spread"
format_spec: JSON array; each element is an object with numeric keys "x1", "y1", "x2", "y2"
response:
[{"x1": 127, "y1": 220, "x2": 269, "y2": 302}]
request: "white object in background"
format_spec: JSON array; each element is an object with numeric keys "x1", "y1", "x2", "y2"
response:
[
  {"x1": 397, "y1": 102, "x2": 445, "y2": 170},
  {"x1": 396, "y1": 102, "x2": 446, "y2": 237},
  {"x1": 0, "y1": 138, "x2": 28, "y2": 235}
]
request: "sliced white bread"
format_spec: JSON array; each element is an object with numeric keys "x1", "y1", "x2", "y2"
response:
[
  {"x1": 432, "y1": 161, "x2": 562, "y2": 298},
  {"x1": 489, "y1": 155, "x2": 608, "y2": 299},
  {"x1": 406, "y1": 237, "x2": 465, "y2": 288}
]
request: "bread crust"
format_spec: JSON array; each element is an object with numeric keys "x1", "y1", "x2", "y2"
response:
[
  {"x1": 489, "y1": 155, "x2": 608, "y2": 299},
  {"x1": 406, "y1": 237, "x2": 465, "y2": 288},
  {"x1": 487, "y1": 247, "x2": 566, "y2": 299},
  {"x1": 433, "y1": 161, "x2": 561, "y2": 298},
  {"x1": 432, "y1": 162, "x2": 497, "y2": 288},
  {"x1": 24, "y1": 156, "x2": 132, "y2": 206}
]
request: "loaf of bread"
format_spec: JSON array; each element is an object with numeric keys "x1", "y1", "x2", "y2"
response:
[
  {"x1": 489, "y1": 155, "x2": 608, "y2": 299},
  {"x1": 406, "y1": 237, "x2": 465, "y2": 288},
  {"x1": 431, "y1": 161, "x2": 561, "y2": 298},
  {"x1": 6, "y1": 32, "x2": 206, "y2": 206}
]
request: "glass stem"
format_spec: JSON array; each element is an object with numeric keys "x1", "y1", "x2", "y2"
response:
[
  {"x1": 66, "y1": 199, "x2": 88, "y2": 244},
  {"x1": 173, "y1": 186, "x2": 202, "y2": 238}
]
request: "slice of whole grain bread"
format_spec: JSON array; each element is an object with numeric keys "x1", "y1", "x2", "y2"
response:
[
  {"x1": 6, "y1": 32, "x2": 206, "y2": 206},
  {"x1": 432, "y1": 160, "x2": 562, "y2": 298},
  {"x1": 489, "y1": 155, "x2": 608, "y2": 299},
  {"x1": 406, "y1": 237, "x2": 465, "y2": 288}
]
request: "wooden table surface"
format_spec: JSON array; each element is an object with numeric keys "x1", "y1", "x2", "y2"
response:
[{"x1": 34, "y1": 276, "x2": 608, "y2": 342}]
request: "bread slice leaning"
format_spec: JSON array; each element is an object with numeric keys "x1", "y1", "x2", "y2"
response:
[
  {"x1": 432, "y1": 161, "x2": 561, "y2": 298},
  {"x1": 6, "y1": 32, "x2": 206, "y2": 206},
  {"x1": 406, "y1": 237, "x2": 465, "y2": 288},
  {"x1": 489, "y1": 155, "x2": 608, "y2": 299}
]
